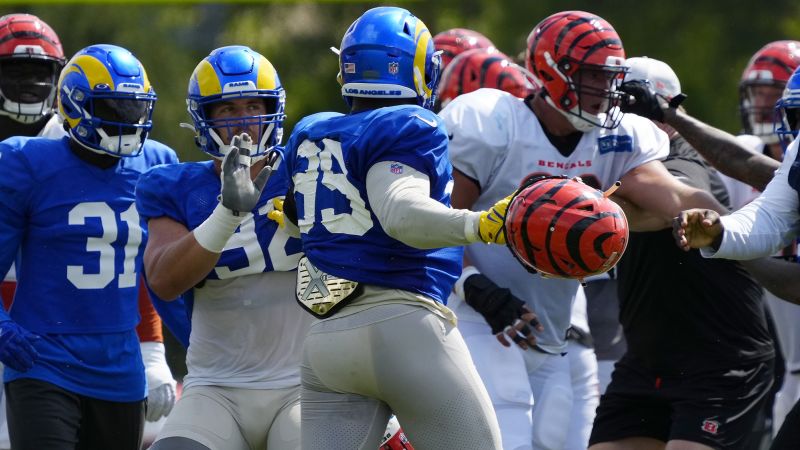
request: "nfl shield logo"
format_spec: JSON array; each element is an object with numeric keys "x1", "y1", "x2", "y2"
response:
[
  {"x1": 388, "y1": 62, "x2": 399, "y2": 75},
  {"x1": 390, "y1": 163, "x2": 403, "y2": 174}
]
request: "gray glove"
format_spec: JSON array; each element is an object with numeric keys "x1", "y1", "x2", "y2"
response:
[{"x1": 220, "y1": 133, "x2": 272, "y2": 214}]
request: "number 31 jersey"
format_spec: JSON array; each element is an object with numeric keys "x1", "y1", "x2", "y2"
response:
[
  {"x1": 282, "y1": 105, "x2": 462, "y2": 305},
  {"x1": 0, "y1": 135, "x2": 177, "y2": 401},
  {"x1": 0, "y1": 136, "x2": 177, "y2": 333}
]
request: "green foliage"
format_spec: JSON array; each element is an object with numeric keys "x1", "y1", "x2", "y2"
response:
[{"x1": 8, "y1": 0, "x2": 800, "y2": 162}]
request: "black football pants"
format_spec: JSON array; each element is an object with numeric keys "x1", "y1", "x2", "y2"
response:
[{"x1": 5, "y1": 378, "x2": 145, "y2": 450}]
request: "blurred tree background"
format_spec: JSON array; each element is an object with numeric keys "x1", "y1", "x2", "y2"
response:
[
  {"x1": 6, "y1": 0, "x2": 800, "y2": 377},
  {"x1": 8, "y1": 0, "x2": 800, "y2": 163}
]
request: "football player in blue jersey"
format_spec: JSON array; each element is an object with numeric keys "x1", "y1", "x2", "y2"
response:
[
  {"x1": 0, "y1": 15, "x2": 178, "y2": 439},
  {"x1": 271, "y1": 7, "x2": 511, "y2": 450},
  {"x1": 0, "y1": 44, "x2": 178, "y2": 450},
  {"x1": 139, "y1": 46, "x2": 311, "y2": 450}
]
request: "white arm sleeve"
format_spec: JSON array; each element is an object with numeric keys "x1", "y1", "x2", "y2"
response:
[
  {"x1": 702, "y1": 138, "x2": 800, "y2": 259},
  {"x1": 366, "y1": 161, "x2": 481, "y2": 249}
]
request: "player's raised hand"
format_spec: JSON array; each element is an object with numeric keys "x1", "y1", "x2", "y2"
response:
[
  {"x1": 673, "y1": 208, "x2": 723, "y2": 251},
  {"x1": 0, "y1": 320, "x2": 40, "y2": 372},
  {"x1": 221, "y1": 133, "x2": 272, "y2": 214},
  {"x1": 477, "y1": 193, "x2": 513, "y2": 244},
  {"x1": 619, "y1": 80, "x2": 687, "y2": 123}
]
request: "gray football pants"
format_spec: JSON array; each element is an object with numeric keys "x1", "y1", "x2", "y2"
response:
[{"x1": 300, "y1": 294, "x2": 502, "y2": 450}]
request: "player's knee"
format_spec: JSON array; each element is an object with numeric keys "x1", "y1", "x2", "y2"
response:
[{"x1": 149, "y1": 436, "x2": 211, "y2": 450}]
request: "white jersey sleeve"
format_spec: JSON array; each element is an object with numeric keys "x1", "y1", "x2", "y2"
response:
[
  {"x1": 703, "y1": 137, "x2": 800, "y2": 259},
  {"x1": 614, "y1": 113, "x2": 670, "y2": 177},
  {"x1": 39, "y1": 114, "x2": 67, "y2": 139},
  {"x1": 439, "y1": 88, "x2": 514, "y2": 189}
]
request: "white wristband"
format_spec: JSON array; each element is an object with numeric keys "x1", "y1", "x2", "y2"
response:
[
  {"x1": 454, "y1": 266, "x2": 481, "y2": 301},
  {"x1": 192, "y1": 203, "x2": 245, "y2": 253},
  {"x1": 464, "y1": 212, "x2": 481, "y2": 243}
]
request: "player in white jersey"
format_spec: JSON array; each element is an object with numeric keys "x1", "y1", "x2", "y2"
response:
[
  {"x1": 140, "y1": 46, "x2": 311, "y2": 450},
  {"x1": 722, "y1": 41, "x2": 800, "y2": 436},
  {"x1": 674, "y1": 68, "x2": 800, "y2": 449},
  {"x1": 440, "y1": 11, "x2": 725, "y2": 450},
  {"x1": 435, "y1": 44, "x2": 599, "y2": 450}
]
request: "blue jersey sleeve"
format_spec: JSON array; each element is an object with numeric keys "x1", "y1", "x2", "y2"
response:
[
  {"x1": 0, "y1": 138, "x2": 36, "y2": 285},
  {"x1": 136, "y1": 165, "x2": 185, "y2": 223}
]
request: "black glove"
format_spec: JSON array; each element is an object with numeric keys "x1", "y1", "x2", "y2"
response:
[
  {"x1": 618, "y1": 80, "x2": 687, "y2": 122},
  {"x1": 463, "y1": 273, "x2": 527, "y2": 335}
]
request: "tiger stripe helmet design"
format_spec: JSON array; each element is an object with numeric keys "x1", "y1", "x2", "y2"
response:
[
  {"x1": 739, "y1": 40, "x2": 800, "y2": 143},
  {"x1": 436, "y1": 48, "x2": 536, "y2": 110},
  {"x1": 58, "y1": 44, "x2": 156, "y2": 157},
  {"x1": 187, "y1": 45, "x2": 285, "y2": 160},
  {"x1": 433, "y1": 28, "x2": 496, "y2": 69},
  {"x1": 0, "y1": 13, "x2": 66, "y2": 123},
  {"x1": 526, "y1": 11, "x2": 627, "y2": 131},
  {"x1": 504, "y1": 177, "x2": 628, "y2": 282},
  {"x1": 338, "y1": 7, "x2": 441, "y2": 110}
]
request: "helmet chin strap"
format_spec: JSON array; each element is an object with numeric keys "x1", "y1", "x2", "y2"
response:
[
  {"x1": 96, "y1": 127, "x2": 144, "y2": 156},
  {"x1": 542, "y1": 94, "x2": 597, "y2": 132},
  {"x1": 69, "y1": 128, "x2": 120, "y2": 157}
]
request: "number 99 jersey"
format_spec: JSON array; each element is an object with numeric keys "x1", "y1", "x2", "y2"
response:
[{"x1": 282, "y1": 105, "x2": 462, "y2": 304}]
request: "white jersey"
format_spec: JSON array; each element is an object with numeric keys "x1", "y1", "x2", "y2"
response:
[
  {"x1": 708, "y1": 138, "x2": 800, "y2": 259},
  {"x1": 718, "y1": 135, "x2": 800, "y2": 373},
  {"x1": 3, "y1": 114, "x2": 65, "y2": 284},
  {"x1": 184, "y1": 270, "x2": 311, "y2": 390},
  {"x1": 440, "y1": 88, "x2": 669, "y2": 353}
]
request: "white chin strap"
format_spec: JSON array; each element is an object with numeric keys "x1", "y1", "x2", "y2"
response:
[
  {"x1": 752, "y1": 122, "x2": 779, "y2": 144},
  {"x1": 209, "y1": 123, "x2": 275, "y2": 166},
  {"x1": 97, "y1": 127, "x2": 144, "y2": 156},
  {"x1": 543, "y1": 94, "x2": 597, "y2": 132}
]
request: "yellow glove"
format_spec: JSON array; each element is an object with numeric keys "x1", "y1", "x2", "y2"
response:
[
  {"x1": 478, "y1": 193, "x2": 513, "y2": 244},
  {"x1": 267, "y1": 197, "x2": 286, "y2": 228}
]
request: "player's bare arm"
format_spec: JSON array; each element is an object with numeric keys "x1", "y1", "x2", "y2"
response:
[
  {"x1": 662, "y1": 108, "x2": 778, "y2": 191},
  {"x1": 143, "y1": 217, "x2": 221, "y2": 301},
  {"x1": 741, "y1": 257, "x2": 800, "y2": 305},
  {"x1": 615, "y1": 159, "x2": 726, "y2": 231}
]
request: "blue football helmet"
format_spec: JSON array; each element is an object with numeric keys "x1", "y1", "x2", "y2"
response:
[
  {"x1": 775, "y1": 66, "x2": 800, "y2": 150},
  {"x1": 186, "y1": 45, "x2": 285, "y2": 161},
  {"x1": 338, "y1": 7, "x2": 441, "y2": 110},
  {"x1": 58, "y1": 44, "x2": 156, "y2": 157}
]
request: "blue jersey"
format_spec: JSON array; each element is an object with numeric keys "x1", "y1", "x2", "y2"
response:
[
  {"x1": 282, "y1": 105, "x2": 462, "y2": 304},
  {"x1": 0, "y1": 135, "x2": 178, "y2": 401},
  {"x1": 135, "y1": 158, "x2": 302, "y2": 304}
]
